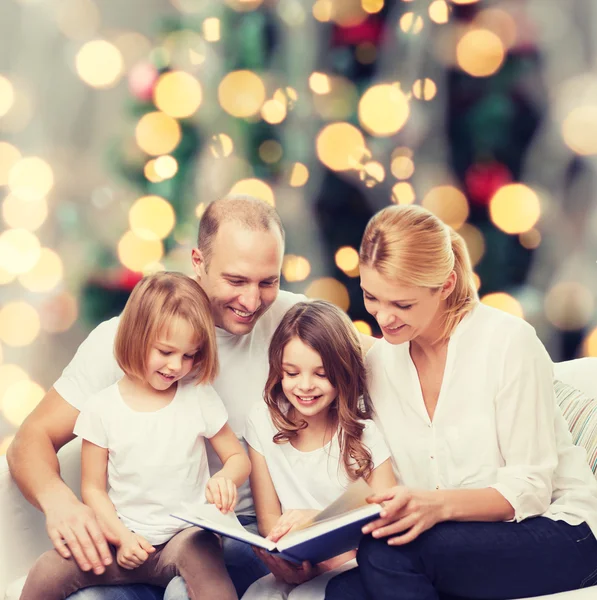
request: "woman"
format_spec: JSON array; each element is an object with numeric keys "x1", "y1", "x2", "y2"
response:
[{"x1": 326, "y1": 205, "x2": 597, "y2": 600}]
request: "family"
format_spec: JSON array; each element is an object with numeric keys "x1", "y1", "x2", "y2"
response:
[{"x1": 7, "y1": 195, "x2": 597, "y2": 600}]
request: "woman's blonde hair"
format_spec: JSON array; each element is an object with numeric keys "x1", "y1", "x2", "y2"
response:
[
  {"x1": 360, "y1": 204, "x2": 478, "y2": 340},
  {"x1": 114, "y1": 272, "x2": 218, "y2": 385},
  {"x1": 264, "y1": 300, "x2": 374, "y2": 481}
]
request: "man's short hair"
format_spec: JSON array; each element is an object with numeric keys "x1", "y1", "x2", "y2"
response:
[{"x1": 197, "y1": 195, "x2": 285, "y2": 267}]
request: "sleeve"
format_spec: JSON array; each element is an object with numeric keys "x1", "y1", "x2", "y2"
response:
[
  {"x1": 73, "y1": 395, "x2": 109, "y2": 448},
  {"x1": 488, "y1": 322, "x2": 558, "y2": 522},
  {"x1": 53, "y1": 318, "x2": 122, "y2": 411},
  {"x1": 361, "y1": 420, "x2": 391, "y2": 468},
  {"x1": 199, "y1": 384, "x2": 229, "y2": 439},
  {"x1": 243, "y1": 406, "x2": 266, "y2": 454}
]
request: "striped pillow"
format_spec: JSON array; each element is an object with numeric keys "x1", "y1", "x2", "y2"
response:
[{"x1": 555, "y1": 380, "x2": 597, "y2": 475}]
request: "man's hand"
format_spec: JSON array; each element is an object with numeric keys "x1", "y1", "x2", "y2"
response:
[
  {"x1": 253, "y1": 548, "x2": 319, "y2": 585},
  {"x1": 116, "y1": 532, "x2": 155, "y2": 570},
  {"x1": 267, "y1": 509, "x2": 320, "y2": 543},
  {"x1": 205, "y1": 475, "x2": 238, "y2": 514},
  {"x1": 44, "y1": 493, "x2": 118, "y2": 574}
]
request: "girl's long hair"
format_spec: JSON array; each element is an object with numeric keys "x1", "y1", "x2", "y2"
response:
[{"x1": 264, "y1": 300, "x2": 374, "y2": 481}]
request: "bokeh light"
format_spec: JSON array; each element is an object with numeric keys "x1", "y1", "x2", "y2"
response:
[
  {"x1": 456, "y1": 29, "x2": 505, "y2": 77},
  {"x1": 39, "y1": 291, "x2": 78, "y2": 333},
  {"x1": 305, "y1": 277, "x2": 350, "y2": 311},
  {"x1": 489, "y1": 183, "x2": 540, "y2": 234},
  {"x1": 458, "y1": 223, "x2": 486, "y2": 267},
  {"x1": 218, "y1": 70, "x2": 266, "y2": 118},
  {"x1": 229, "y1": 178, "x2": 275, "y2": 206},
  {"x1": 261, "y1": 99, "x2": 287, "y2": 124},
  {"x1": 353, "y1": 320, "x2": 372, "y2": 336},
  {"x1": 422, "y1": 185, "x2": 469, "y2": 229},
  {"x1": 203, "y1": 17, "x2": 221, "y2": 42},
  {"x1": 358, "y1": 84, "x2": 410, "y2": 136},
  {"x1": 545, "y1": 282, "x2": 594, "y2": 331},
  {"x1": 519, "y1": 228, "x2": 542, "y2": 250},
  {"x1": 129, "y1": 195, "x2": 176, "y2": 241},
  {"x1": 412, "y1": 78, "x2": 437, "y2": 101},
  {"x1": 2, "y1": 195, "x2": 48, "y2": 231},
  {"x1": 429, "y1": 0, "x2": 450, "y2": 24},
  {"x1": 391, "y1": 155, "x2": 415, "y2": 179},
  {"x1": 313, "y1": 76, "x2": 358, "y2": 120},
  {"x1": 473, "y1": 8, "x2": 517, "y2": 50},
  {"x1": 360, "y1": 161, "x2": 385, "y2": 188},
  {"x1": 309, "y1": 72, "x2": 331, "y2": 95},
  {"x1": 76, "y1": 40, "x2": 124, "y2": 89},
  {"x1": 154, "y1": 155, "x2": 178, "y2": 179},
  {"x1": 0, "y1": 229, "x2": 41, "y2": 274},
  {"x1": 481, "y1": 292, "x2": 524, "y2": 318},
  {"x1": 209, "y1": 133, "x2": 234, "y2": 158},
  {"x1": 18, "y1": 248, "x2": 64, "y2": 292},
  {"x1": 0, "y1": 142, "x2": 21, "y2": 186},
  {"x1": 2, "y1": 380, "x2": 45, "y2": 427},
  {"x1": 8, "y1": 156, "x2": 54, "y2": 201},
  {"x1": 391, "y1": 182, "x2": 416, "y2": 205},
  {"x1": 362, "y1": 0, "x2": 383, "y2": 14},
  {"x1": 0, "y1": 302, "x2": 41, "y2": 346},
  {"x1": 55, "y1": 0, "x2": 101, "y2": 41},
  {"x1": 316, "y1": 122, "x2": 367, "y2": 171},
  {"x1": 0, "y1": 436, "x2": 14, "y2": 456},
  {"x1": 584, "y1": 327, "x2": 597, "y2": 357},
  {"x1": 118, "y1": 230, "x2": 164, "y2": 272},
  {"x1": 154, "y1": 71, "x2": 202, "y2": 118},
  {"x1": 289, "y1": 163, "x2": 309, "y2": 187},
  {"x1": 561, "y1": 106, "x2": 597, "y2": 155},
  {"x1": 0, "y1": 364, "x2": 29, "y2": 408},
  {"x1": 135, "y1": 112, "x2": 182, "y2": 156},
  {"x1": 282, "y1": 255, "x2": 311, "y2": 282},
  {"x1": 335, "y1": 246, "x2": 359, "y2": 277},
  {"x1": 400, "y1": 13, "x2": 424, "y2": 34},
  {"x1": 0, "y1": 74, "x2": 15, "y2": 117},
  {"x1": 259, "y1": 140, "x2": 283, "y2": 164}
]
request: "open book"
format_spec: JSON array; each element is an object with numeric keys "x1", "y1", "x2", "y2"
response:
[{"x1": 171, "y1": 479, "x2": 381, "y2": 565}]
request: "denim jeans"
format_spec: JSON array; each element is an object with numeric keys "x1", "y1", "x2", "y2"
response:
[
  {"x1": 67, "y1": 516, "x2": 269, "y2": 600},
  {"x1": 325, "y1": 519, "x2": 597, "y2": 600}
]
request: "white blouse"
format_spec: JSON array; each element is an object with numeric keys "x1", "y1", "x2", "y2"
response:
[{"x1": 366, "y1": 303, "x2": 597, "y2": 535}]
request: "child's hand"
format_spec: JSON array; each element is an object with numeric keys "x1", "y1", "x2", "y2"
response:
[
  {"x1": 116, "y1": 532, "x2": 155, "y2": 570},
  {"x1": 267, "y1": 509, "x2": 320, "y2": 543},
  {"x1": 205, "y1": 476, "x2": 237, "y2": 514}
]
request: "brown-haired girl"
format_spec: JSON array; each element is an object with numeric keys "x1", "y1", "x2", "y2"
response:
[
  {"x1": 243, "y1": 300, "x2": 396, "y2": 598},
  {"x1": 21, "y1": 272, "x2": 250, "y2": 600}
]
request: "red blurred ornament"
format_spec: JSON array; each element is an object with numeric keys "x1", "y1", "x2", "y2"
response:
[
  {"x1": 332, "y1": 18, "x2": 383, "y2": 46},
  {"x1": 128, "y1": 61, "x2": 158, "y2": 102},
  {"x1": 465, "y1": 162, "x2": 512, "y2": 205}
]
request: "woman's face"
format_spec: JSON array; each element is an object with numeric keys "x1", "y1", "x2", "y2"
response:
[{"x1": 360, "y1": 264, "x2": 454, "y2": 345}]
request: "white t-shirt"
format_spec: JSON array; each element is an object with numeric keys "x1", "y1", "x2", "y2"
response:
[
  {"x1": 73, "y1": 382, "x2": 227, "y2": 545},
  {"x1": 54, "y1": 289, "x2": 305, "y2": 516},
  {"x1": 244, "y1": 402, "x2": 391, "y2": 512},
  {"x1": 367, "y1": 302, "x2": 597, "y2": 535}
]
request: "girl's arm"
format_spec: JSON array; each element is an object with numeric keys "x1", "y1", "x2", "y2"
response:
[
  {"x1": 207, "y1": 423, "x2": 251, "y2": 512},
  {"x1": 248, "y1": 445, "x2": 283, "y2": 537},
  {"x1": 81, "y1": 440, "x2": 131, "y2": 543},
  {"x1": 366, "y1": 458, "x2": 398, "y2": 492}
]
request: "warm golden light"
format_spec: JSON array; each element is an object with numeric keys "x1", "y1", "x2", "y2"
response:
[
  {"x1": 282, "y1": 255, "x2": 311, "y2": 282},
  {"x1": 289, "y1": 163, "x2": 309, "y2": 187},
  {"x1": 400, "y1": 13, "x2": 424, "y2": 34},
  {"x1": 305, "y1": 277, "x2": 350, "y2": 311},
  {"x1": 458, "y1": 223, "x2": 485, "y2": 267},
  {"x1": 335, "y1": 246, "x2": 359, "y2": 273},
  {"x1": 154, "y1": 155, "x2": 178, "y2": 179},
  {"x1": 259, "y1": 140, "x2": 283, "y2": 164},
  {"x1": 545, "y1": 282, "x2": 594, "y2": 331},
  {"x1": 0, "y1": 229, "x2": 41, "y2": 274},
  {"x1": 562, "y1": 106, "x2": 597, "y2": 156},
  {"x1": 0, "y1": 267, "x2": 16, "y2": 285},
  {"x1": 412, "y1": 78, "x2": 437, "y2": 101},
  {"x1": 489, "y1": 183, "x2": 540, "y2": 234},
  {"x1": 422, "y1": 185, "x2": 469, "y2": 229},
  {"x1": 584, "y1": 327, "x2": 597, "y2": 357},
  {"x1": 135, "y1": 112, "x2": 182, "y2": 156},
  {"x1": 0, "y1": 364, "x2": 29, "y2": 407},
  {"x1": 456, "y1": 29, "x2": 505, "y2": 77},
  {"x1": 313, "y1": 76, "x2": 358, "y2": 121},
  {"x1": 0, "y1": 75, "x2": 15, "y2": 117},
  {"x1": 273, "y1": 87, "x2": 298, "y2": 110},
  {"x1": 0, "y1": 436, "x2": 14, "y2": 456},
  {"x1": 353, "y1": 320, "x2": 372, "y2": 336},
  {"x1": 0, "y1": 302, "x2": 40, "y2": 346},
  {"x1": 203, "y1": 17, "x2": 221, "y2": 42},
  {"x1": 519, "y1": 228, "x2": 541, "y2": 250},
  {"x1": 358, "y1": 84, "x2": 410, "y2": 137},
  {"x1": 76, "y1": 40, "x2": 124, "y2": 88},
  {"x1": 391, "y1": 182, "x2": 416, "y2": 205},
  {"x1": 55, "y1": 0, "x2": 100, "y2": 41},
  {"x1": 312, "y1": 0, "x2": 333, "y2": 22},
  {"x1": 129, "y1": 195, "x2": 176, "y2": 241},
  {"x1": 360, "y1": 161, "x2": 385, "y2": 187},
  {"x1": 209, "y1": 133, "x2": 234, "y2": 158},
  {"x1": 481, "y1": 292, "x2": 523, "y2": 319},
  {"x1": 0, "y1": 142, "x2": 21, "y2": 186},
  {"x1": 261, "y1": 99, "x2": 287, "y2": 124},
  {"x1": 2, "y1": 380, "x2": 45, "y2": 427},
  {"x1": 18, "y1": 248, "x2": 63, "y2": 292},
  {"x1": 118, "y1": 231, "x2": 164, "y2": 272},
  {"x1": 144, "y1": 159, "x2": 162, "y2": 183},
  {"x1": 473, "y1": 8, "x2": 517, "y2": 49},
  {"x1": 362, "y1": 0, "x2": 383, "y2": 13},
  {"x1": 429, "y1": 0, "x2": 450, "y2": 24},
  {"x1": 309, "y1": 72, "x2": 331, "y2": 95},
  {"x1": 218, "y1": 70, "x2": 266, "y2": 118},
  {"x1": 316, "y1": 122, "x2": 367, "y2": 171},
  {"x1": 229, "y1": 178, "x2": 275, "y2": 206},
  {"x1": 39, "y1": 291, "x2": 78, "y2": 333},
  {"x1": 2, "y1": 195, "x2": 47, "y2": 231},
  {"x1": 154, "y1": 71, "x2": 202, "y2": 118},
  {"x1": 8, "y1": 156, "x2": 54, "y2": 201},
  {"x1": 391, "y1": 156, "x2": 415, "y2": 179}
]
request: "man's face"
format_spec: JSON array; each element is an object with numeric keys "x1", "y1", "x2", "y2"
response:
[{"x1": 192, "y1": 221, "x2": 284, "y2": 336}]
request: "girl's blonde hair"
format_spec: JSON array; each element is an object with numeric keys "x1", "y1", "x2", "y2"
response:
[
  {"x1": 360, "y1": 204, "x2": 478, "y2": 340},
  {"x1": 264, "y1": 300, "x2": 374, "y2": 481},
  {"x1": 114, "y1": 272, "x2": 218, "y2": 385}
]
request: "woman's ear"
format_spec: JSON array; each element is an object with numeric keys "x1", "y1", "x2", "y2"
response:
[{"x1": 441, "y1": 270, "x2": 457, "y2": 300}]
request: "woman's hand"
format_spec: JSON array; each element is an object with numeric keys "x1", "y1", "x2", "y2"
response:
[
  {"x1": 205, "y1": 475, "x2": 238, "y2": 514},
  {"x1": 116, "y1": 531, "x2": 155, "y2": 570},
  {"x1": 252, "y1": 547, "x2": 320, "y2": 584},
  {"x1": 362, "y1": 486, "x2": 447, "y2": 545},
  {"x1": 267, "y1": 509, "x2": 320, "y2": 543}
]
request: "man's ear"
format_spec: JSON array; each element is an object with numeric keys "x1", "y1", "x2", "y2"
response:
[
  {"x1": 191, "y1": 248, "x2": 206, "y2": 279},
  {"x1": 441, "y1": 270, "x2": 457, "y2": 300}
]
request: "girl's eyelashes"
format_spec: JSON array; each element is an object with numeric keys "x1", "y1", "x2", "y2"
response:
[
  {"x1": 394, "y1": 304, "x2": 413, "y2": 310},
  {"x1": 159, "y1": 349, "x2": 171, "y2": 356},
  {"x1": 284, "y1": 371, "x2": 298, "y2": 377}
]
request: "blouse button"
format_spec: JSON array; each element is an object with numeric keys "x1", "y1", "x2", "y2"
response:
[{"x1": 435, "y1": 485, "x2": 440, "y2": 490}]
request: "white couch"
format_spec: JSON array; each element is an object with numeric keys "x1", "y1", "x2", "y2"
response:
[{"x1": 1, "y1": 358, "x2": 596, "y2": 600}]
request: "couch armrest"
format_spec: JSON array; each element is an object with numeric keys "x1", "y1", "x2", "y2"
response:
[{"x1": 0, "y1": 439, "x2": 82, "y2": 597}]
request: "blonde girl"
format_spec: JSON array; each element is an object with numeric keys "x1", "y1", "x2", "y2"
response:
[{"x1": 21, "y1": 272, "x2": 250, "y2": 600}]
